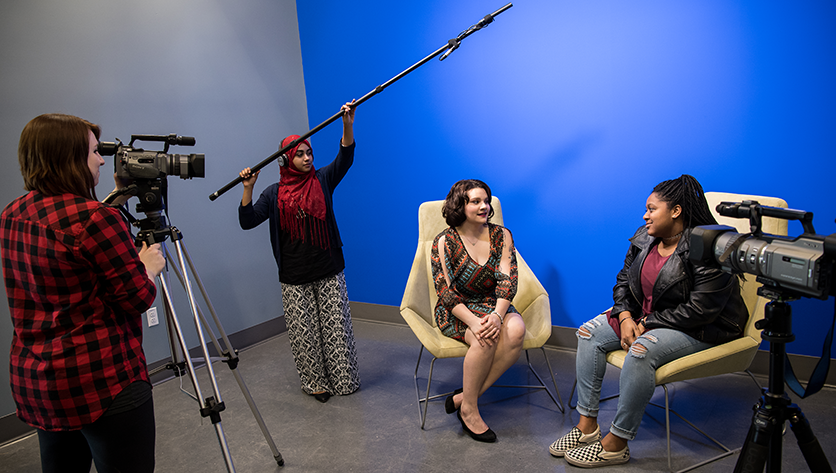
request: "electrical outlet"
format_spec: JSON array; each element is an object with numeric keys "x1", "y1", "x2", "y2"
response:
[{"x1": 147, "y1": 307, "x2": 159, "y2": 327}]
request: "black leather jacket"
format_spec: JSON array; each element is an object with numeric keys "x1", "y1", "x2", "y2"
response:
[{"x1": 610, "y1": 226, "x2": 748, "y2": 344}]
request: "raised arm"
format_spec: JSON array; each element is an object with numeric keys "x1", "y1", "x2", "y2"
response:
[
  {"x1": 239, "y1": 167, "x2": 260, "y2": 206},
  {"x1": 341, "y1": 100, "x2": 356, "y2": 147}
]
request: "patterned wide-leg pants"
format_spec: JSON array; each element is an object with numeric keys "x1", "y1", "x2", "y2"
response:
[{"x1": 281, "y1": 271, "x2": 361, "y2": 396}]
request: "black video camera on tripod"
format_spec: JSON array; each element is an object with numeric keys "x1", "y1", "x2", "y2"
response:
[
  {"x1": 99, "y1": 134, "x2": 205, "y2": 245},
  {"x1": 690, "y1": 200, "x2": 835, "y2": 472}
]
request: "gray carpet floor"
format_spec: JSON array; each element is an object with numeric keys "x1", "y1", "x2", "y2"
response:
[{"x1": 1, "y1": 318, "x2": 834, "y2": 472}]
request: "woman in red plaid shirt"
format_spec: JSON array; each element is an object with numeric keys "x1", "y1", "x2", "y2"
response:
[{"x1": 1, "y1": 114, "x2": 166, "y2": 473}]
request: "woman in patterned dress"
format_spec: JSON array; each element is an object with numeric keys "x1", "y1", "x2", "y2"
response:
[
  {"x1": 238, "y1": 101, "x2": 360, "y2": 403},
  {"x1": 431, "y1": 179, "x2": 526, "y2": 442}
]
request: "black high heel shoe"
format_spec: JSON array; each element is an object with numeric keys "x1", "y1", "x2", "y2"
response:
[
  {"x1": 445, "y1": 388, "x2": 463, "y2": 414},
  {"x1": 457, "y1": 409, "x2": 496, "y2": 443}
]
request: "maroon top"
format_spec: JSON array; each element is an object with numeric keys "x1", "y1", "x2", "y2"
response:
[
  {"x1": 640, "y1": 243, "x2": 672, "y2": 316},
  {"x1": 608, "y1": 242, "x2": 670, "y2": 339}
]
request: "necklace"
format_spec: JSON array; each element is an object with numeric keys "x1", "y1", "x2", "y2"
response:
[
  {"x1": 663, "y1": 231, "x2": 683, "y2": 242},
  {"x1": 459, "y1": 227, "x2": 485, "y2": 246},
  {"x1": 462, "y1": 234, "x2": 479, "y2": 246}
]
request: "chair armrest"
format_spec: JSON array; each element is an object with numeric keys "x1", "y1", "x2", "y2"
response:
[{"x1": 606, "y1": 336, "x2": 761, "y2": 385}]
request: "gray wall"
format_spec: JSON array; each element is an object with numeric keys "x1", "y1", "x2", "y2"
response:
[{"x1": 0, "y1": 0, "x2": 307, "y2": 422}]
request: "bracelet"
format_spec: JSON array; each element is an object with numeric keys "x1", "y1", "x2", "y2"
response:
[
  {"x1": 619, "y1": 317, "x2": 633, "y2": 325},
  {"x1": 491, "y1": 311, "x2": 504, "y2": 325}
]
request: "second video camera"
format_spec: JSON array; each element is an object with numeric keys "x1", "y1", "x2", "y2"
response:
[{"x1": 690, "y1": 200, "x2": 836, "y2": 300}]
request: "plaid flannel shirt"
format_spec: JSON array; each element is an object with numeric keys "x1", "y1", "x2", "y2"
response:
[{"x1": 1, "y1": 191, "x2": 156, "y2": 431}]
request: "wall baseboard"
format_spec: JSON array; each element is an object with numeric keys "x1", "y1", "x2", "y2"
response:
[
  {"x1": 147, "y1": 316, "x2": 287, "y2": 385},
  {"x1": 0, "y1": 414, "x2": 33, "y2": 447},
  {"x1": 355, "y1": 302, "x2": 836, "y2": 388}
]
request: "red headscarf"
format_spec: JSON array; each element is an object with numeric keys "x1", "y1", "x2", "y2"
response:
[{"x1": 278, "y1": 135, "x2": 329, "y2": 249}]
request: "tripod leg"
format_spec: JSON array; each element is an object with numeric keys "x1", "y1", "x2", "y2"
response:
[
  {"x1": 173, "y1": 241, "x2": 285, "y2": 466},
  {"x1": 733, "y1": 401, "x2": 772, "y2": 473},
  {"x1": 157, "y1": 268, "x2": 208, "y2": 402},
  {"x1": 788, "y1": 408, "x2": 833, "y2": 473},
  {"x1": 159, "y1": 246, "x2": 237, "y2": 473}
]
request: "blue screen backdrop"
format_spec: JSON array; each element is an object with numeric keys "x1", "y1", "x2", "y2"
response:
[{"x1": 296, "y1": 1, "x2": 836, "y2": 357}]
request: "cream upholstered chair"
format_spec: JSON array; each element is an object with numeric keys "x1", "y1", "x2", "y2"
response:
[
  {"x1": 400, "y1": 197, "x2": 563, "y2": 429},
  {"x1": 570, "y1": 192, "x2": 788, "y2": 472}
]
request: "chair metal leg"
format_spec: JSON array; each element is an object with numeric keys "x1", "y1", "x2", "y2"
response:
[
  {"x1": 413, "y1": 346, "x2": 565, "y2": 428},
  {"x1": 531, "y1": 347, "x2": 565, "y2": 413},
  {"x1": 567, "y1": 376, "x2": 618, "y2": 411},
  {"x1": 421, "y1": 356, "x2": 438, "y2": 429},
  {"x1": 412, "y1": 344, "x2": 425, "y2": 427},
  {"x1": 648, "y1": 384, "x2": 739, "y2": 473},
  {"x1": 568, "y1": 377, "x2": 577, "y2": 410},
  {"x1": 491, "y1": 348, "x2": 565, "y2": 413},
  {"x1": 413, "y1": 345, "x2": 456, "y2": 430},
  {"x1": 665, "y1": 384, "x2": 673, "y2": 472}
]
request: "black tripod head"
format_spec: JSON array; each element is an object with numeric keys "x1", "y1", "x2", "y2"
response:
[
  {"x1": 103, "y1": 180, "x2": 181, "y2": 246},
  {"x1": 755, "y1": 286, "x2": 797, "y2": 344},
  {"x1": 134, "y1": 210, "x2": 182, "y2": 246}
]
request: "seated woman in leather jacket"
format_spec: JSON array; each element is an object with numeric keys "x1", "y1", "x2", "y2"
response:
[{"x1": 549, "y1": 174, "x2": 748, "y2": 468}]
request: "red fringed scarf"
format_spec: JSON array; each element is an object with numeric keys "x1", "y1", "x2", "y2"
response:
[{"x1": 277, "y1": 135, "x2": 330, "y2": 249}]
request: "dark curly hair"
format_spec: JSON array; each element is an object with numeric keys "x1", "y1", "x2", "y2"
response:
[
  {"x1": 442, "y1": 179, "x2": 494, "y2": 227},
  {"x1": 652, "y1": 174, "x2": 717, "y2": 229}
]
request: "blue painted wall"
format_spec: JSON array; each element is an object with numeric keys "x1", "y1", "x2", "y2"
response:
[{"x1": 296, "y1": 1, "x2": 836, "y2": 357}]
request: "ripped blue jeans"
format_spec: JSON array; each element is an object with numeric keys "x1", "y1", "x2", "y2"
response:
[{"x1": 575, "y1": 312, "x2": 713, "y2": 440}]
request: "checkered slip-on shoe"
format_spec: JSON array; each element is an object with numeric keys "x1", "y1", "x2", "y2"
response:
[
  {"x1": 549, "y1": 426, "x2": 602, "y2": 457},
  {"x1": 564, "y1": 440, "x2": 630, "y2": 468}
]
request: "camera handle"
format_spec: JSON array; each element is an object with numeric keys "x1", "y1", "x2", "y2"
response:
[
  {"x1": 129, "y1": 134, "x2": 195, "y2": 153},
  {"x1": 209, "y1": 3, "x2": 514, "y2": 201},
  {"x1": 717, "y1": 201, "x2": 817, "y2": 236}
]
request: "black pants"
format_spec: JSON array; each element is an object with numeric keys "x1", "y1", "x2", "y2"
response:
[{"x1": 37, "y1": 397, "x2": 155, "y2": 473}]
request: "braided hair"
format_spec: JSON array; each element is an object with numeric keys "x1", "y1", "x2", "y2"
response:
[{"x1": 652, "y1": 174, "x2": 717, "y2": 229}]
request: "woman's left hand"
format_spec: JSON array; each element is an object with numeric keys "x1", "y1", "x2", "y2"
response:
[
  {"x1": 340, "y1": 100, "x2": 356, "y2": 147},
  {"x1": 113, "y1": 172, "x2": 133, "y2": 190},
  {"x1": 341, "y1": 100, "x2": 356, "y2": 125},
  {"x1": 106, "y1": 173, "x2": 134, "y2": 206},
  {"x1": 620, "y1": 319, "x2": 643, "y2": 349},
  {"x1": 480, "y1": 313, "x2": 502, "y2": 341}
]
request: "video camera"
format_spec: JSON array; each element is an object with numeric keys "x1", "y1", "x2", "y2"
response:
[
  {"x1": 99, "y1": 133, "x2": 205, "y2": 181},
  {"x1": 98, "y1": 134, "x2": 205, "y2": 217},
  {"x1": 690, "y1": 200, "x2": 836, "y2": 300}
]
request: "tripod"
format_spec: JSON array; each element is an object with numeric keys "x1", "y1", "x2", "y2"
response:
[
  {"x1": 135, "y1": 209, "x2": 284, "y2": 472},
  {"x1": 733, "y1": 294, "x2": 832, "y2": 473}
]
